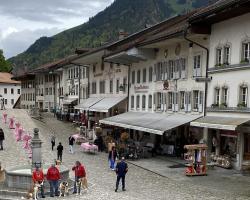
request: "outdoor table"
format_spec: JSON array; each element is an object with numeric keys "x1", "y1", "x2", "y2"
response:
[
  {"x1": 72, "y1": 134, "x2": 87, "y2": 144},
  {"x1": 81, "y1": 142, "x2": 98, "y2": 153}
]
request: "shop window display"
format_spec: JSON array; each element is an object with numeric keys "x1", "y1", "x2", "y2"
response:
[{"x1": 220, "y1": 135, "x2": 237, "y2": 159}]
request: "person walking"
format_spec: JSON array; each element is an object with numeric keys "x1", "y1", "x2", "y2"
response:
[
  {"x1": 68, "y1": 135, "x2": 75, "y2": 154},
  {"x1": 72, "y1": 161, "x2": 86, "y2": 194},
  {"x1": 46, "y1": 164, "x2": 60, "y2": 197},
  {"x1": 108, "y1": 146, "x2": 118, "y2": 170},
  {"x1": 32, "y1": 165, "x2": 45, "y2": 198},
  {"x1": 57, "y1": 142, "x2": 63, "y2": 162},
  {"x1": 0, "y1": 128, "x2": 5, "y2": 150},
  {"x1": 51, "y1": 134, "x2": 56, "y2": 151},
  {"x1": 115, "y1": 157, "x2": 128, "y2": 192}
]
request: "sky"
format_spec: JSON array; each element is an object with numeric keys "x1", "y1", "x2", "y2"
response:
[{"x1": 0, "y1": 0, "x2": 114, "y2": 59}]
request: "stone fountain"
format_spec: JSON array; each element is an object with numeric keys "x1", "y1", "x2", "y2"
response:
[{"x1": 4, "y1": 128, "x2": 69, "y2": 190}]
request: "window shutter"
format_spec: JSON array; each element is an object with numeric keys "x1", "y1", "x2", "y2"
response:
[
  {"x1": 199, "y1": 91, "x2": 204, "y2": 113},
  {"x1": 153, "y1": 93, "x2": 156, "y2": 111},
  {"x1": 153, "y1": 64, "x2": 157, "y2": 82}
]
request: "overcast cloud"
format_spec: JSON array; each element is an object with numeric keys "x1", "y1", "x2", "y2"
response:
[{"x1": 0, "y1": 0, "x2": 114, "y2": 58}]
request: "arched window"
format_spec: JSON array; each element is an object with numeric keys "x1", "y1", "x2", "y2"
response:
[
  {"x1": 136, "y1": 95, "x2": 140, "y2": 109},
  {"x1": 142, "y1": 95, "x2": 146, "y2": 110},
  {"x1": 148, "y1": 95, "x2": 152, "y2": 109}
]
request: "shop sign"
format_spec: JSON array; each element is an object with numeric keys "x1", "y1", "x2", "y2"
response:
[
  {"x1": 220, "y1": 130, "x2": 238, "y2": 138},
  {"x1": 94, "y1": 73, "x2": 103, "y2": 77},
  {"x1": 134, "y1": 85, "x2": 149, "y2": 93}
]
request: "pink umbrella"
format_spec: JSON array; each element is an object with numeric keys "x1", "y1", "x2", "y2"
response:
[
  {"x1": 16, "y1": 128, "x2": 23, "y2": 141},
  {"x1": 22, "y1": 134, "x2": 32, "y2": 149},
  {"x1": 15, "y1": 122, "x2": 21, "y2": 135}
]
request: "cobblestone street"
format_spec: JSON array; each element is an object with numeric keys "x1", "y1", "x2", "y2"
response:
[{"x1": 0, "y1": 109, "x2": 250, "y2": 200}]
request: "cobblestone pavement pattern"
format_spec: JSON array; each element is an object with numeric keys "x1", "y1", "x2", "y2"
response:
[{"x1": 0, "y1": 109, "x2": 249, "y2": 200}]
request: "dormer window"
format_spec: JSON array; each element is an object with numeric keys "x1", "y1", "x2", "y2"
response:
[
  {"x1": 242, "y1": 42, "x2": 250, "y2": 63},
  {"x1": 216, "y1": 48, "x2": 222, "y2": 66}
]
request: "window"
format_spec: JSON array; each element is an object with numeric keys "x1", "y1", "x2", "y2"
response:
[
  {"x1": 216, "y1": 48, "x2": 222, "y2": 65},
  {"x1": 92, "y1": 82, "x2": 96, "y2": 94},
  {"x1": 68, "y1": 69, "x2": 70, "y2": 79},
  {"x1": 82, "y1": 68, "x2": 86, "y2": 79},
  {"x1": 136, "y1": 95, "x2": 140, "y2": 109},
  {"x1": 11, "y1": 88, "x2": 14, "y2": 94},
  {"x1": 156, "y1": 92, "x2": 162, "y2": 110},
  {"x1": 193, "y1": 55, "x2": 201, "y2": 77},
  {"x1": 137, "y1": 70, "x2": 141, "y2": 83},
  {"x1": 142, "y1": 95, "x2": 146, "y2": 110},
  {"x1": 239, "y1": 86, "x2": 248, "y2": 107},
  {"x1": 4, "y1": 88, "x2": 7, "y2": 94},
  {"x1": 132, "y1": 71, "x2": 135, "y2": 84},
  {"x1": 101, "y1": 62, "x2": 104, "y2": 71},
  {"x1": 17, "y1": 89, "x2": 20, "y2": 94},
  {"x1": 193, "y1": 90, "x2": 199, "y2": 110},
  {"x1": 180, "y1": 91, "x2": 185, "y2": 110},
  {"x1": 224, "y1": 46, "x2": 230, "y2": 65},
  {"x1": 169, "y1": 60, "x2": 174, "y2": 79},
  {"x1": 123, "y1": 77, "x2": 127, "y2": 93},
  {"x1": 242, "y1": 42, "x2": 250, "y2": 62},
  {"x1": 131, "y1": 96, "x2": 134, "y2": 109},
  {"x1": 222, "y1": 87, "x2": 228, "y2": 105},
  {"x1": 180, "y1": 58, "x2": 187, "y2": 79},
  {"x1": 149, "y1": 67, "x2": 153, "y2": 82},
  {"x1": 11, "y1": 99, "x2": 14, "y2": 105},
  {"x1": 116, "y1": 79, "x2": 120, "y2": 93},
  {"x1": 76, "y1": 85, "x2": 79, "y2": 95},
  {"x1": 215, "y1": 88, "x2": 220, "y2": 105},
  {"x1": 168, "y1": 92, "x2": 173, "y2": 109},
  {"x1": 143, "y1": 68, "x2": 147, "y2": 83},
  {"x1": 99, "y1": 80, "x2": 105, "y2": 94},
  {"x1": 49, "y1": 88, "x2": 52, "y2": 95},
  {"x1": 148, "y1": 95, "x2": 152, "y2": 109},
  {"x1": 4, "y1": 99, "x2": 7, "y2": 105},
  {"x1": 93, "y1": 65, "x2": 96, "y2": 73},
  {"x1": 110, "y1": 79, "x2": 113, "y2": 94},
  {"x1": 174, "y1": 60, "x2": 180, "y2": 79},
  {"x1": 110, "y1": 63, "x2": 113, "y2": 69},
  {"x1": 155, "y1": 62, "x2": 164, "y2": 81}
]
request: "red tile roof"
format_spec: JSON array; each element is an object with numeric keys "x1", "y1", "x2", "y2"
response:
[{"x1": 0, "y1": 72, "x2": 21, "y2": 84}]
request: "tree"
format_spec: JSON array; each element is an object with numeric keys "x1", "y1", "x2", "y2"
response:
[{"x1": 0, "y1": 50, "x2": 11, "y2": 72}]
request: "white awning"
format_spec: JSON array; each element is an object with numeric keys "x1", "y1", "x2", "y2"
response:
[
  {"x1": 62, "y1": 97, "x2": 78, "y2": 105},
  {"x1": 88, "y1": 96, "x2": 127, "y2": 112},
  {"x1": 190, "y1": 116, "x2": 250, "y2": 130},
  {"x1": 74, "y1": 97, "x2": 103, "y2": 110},
  {"x1": 100, "y1": 112, "x2": 201, "y2": 135},
  {"x1": 104, "y1": 48, "x2": 155, "y2": 65}
]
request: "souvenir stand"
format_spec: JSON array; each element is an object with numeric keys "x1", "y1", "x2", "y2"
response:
[{"x1": 184, "y1": 144, "x2": 207, "y2": 176}]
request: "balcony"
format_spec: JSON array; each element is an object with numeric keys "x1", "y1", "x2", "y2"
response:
[
  {"x1": 208, "y1": 62, "x2": 250, "y2": 74},
  {"x1": 36, "y1": 95, "x2": 44, "y2": 101},
  {"x1": 207, "y1": 105, "x2": 250, "y2": 113}
]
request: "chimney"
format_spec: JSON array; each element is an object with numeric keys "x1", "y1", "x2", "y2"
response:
[{"x1": 119, "y1": 30, "x2": 128, "y2": 40}]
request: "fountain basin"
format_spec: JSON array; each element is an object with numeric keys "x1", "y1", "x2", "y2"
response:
[{"x1": 5, "y1": 164, "x2": 69, "y2": 189}]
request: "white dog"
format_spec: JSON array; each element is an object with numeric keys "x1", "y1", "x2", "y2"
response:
[{"x1": 59, "y1": 181, "x2": 69, "y2": 197}]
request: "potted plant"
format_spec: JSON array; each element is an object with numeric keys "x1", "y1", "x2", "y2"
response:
[
  {"x1": 237, "y1": 102, "x2": 247, "y2": 108},
  {"x1": 220, "y1": 102, "x2": 227, "y2": 108},
  {"x1": 211, "y1": 103, "x2": 219, "y2": 108}
]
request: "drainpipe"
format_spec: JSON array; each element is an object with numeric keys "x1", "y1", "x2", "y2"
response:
[
  {"x1": 127, "y1": 64, "x2": 131, "y2": 112},
  {"x1": 78, "y1": 65, "x2": 81, "y2": 105},
  {"x1": 183, "y1": 28, "x2": 209, "y2": 117}
]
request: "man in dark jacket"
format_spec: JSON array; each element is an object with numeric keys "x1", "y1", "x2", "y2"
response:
[
  {"x1": 57, "y1": 142, "x2": 63, "y2": 162},
  {"x1": 115, "y1": 157, "x2": 128, "y2": 192},
  {"x1": 0, "y1": 128, "x2": 5, "y2": 150},
  {"x1": 68, "y1": 136, "x2": 75, "y2": 154}
]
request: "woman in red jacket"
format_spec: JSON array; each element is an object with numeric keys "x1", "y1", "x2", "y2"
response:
[
  {"x1": 46, "y1": 164, "x2": 60, "y2": 197},
  {"x1": 32, "y1": 165, "x2": 45, "y2": 198},
  {"x1": 72, "y1": 161, "x2": 86, "y2": 194}
]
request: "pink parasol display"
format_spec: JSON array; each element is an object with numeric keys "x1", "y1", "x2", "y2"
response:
[{"x1": 2, "y1": 112, "x2": 7, "y2": 124}]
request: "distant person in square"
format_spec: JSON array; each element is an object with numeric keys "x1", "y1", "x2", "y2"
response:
[
  {"x1": 0, "y1": 128, "x2": 5, "y2": 150},
  {"x1": 108, "y1": 146, "x2": 117, "y2": 170},
  {"x1": 115, "y1": 157, "x2": 128, "y2": 192},
  {"x1": 68, "y1": 135, "x2": 75, "y2": 154},
  {"x1": 57, "y1": 142, "x2": 63, "y2": 162},
  {"x1": 50, "y1": 134, "x2": 56, "y2": 151}
]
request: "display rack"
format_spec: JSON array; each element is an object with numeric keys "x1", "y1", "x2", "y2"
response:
[{"x1": 184, "y1": 144, "x2": 207, "y2": 176}]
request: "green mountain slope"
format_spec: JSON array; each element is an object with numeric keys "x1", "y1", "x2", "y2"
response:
[{"x1": 9, "y1": 0, "x2": 210, "y2": 70}]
